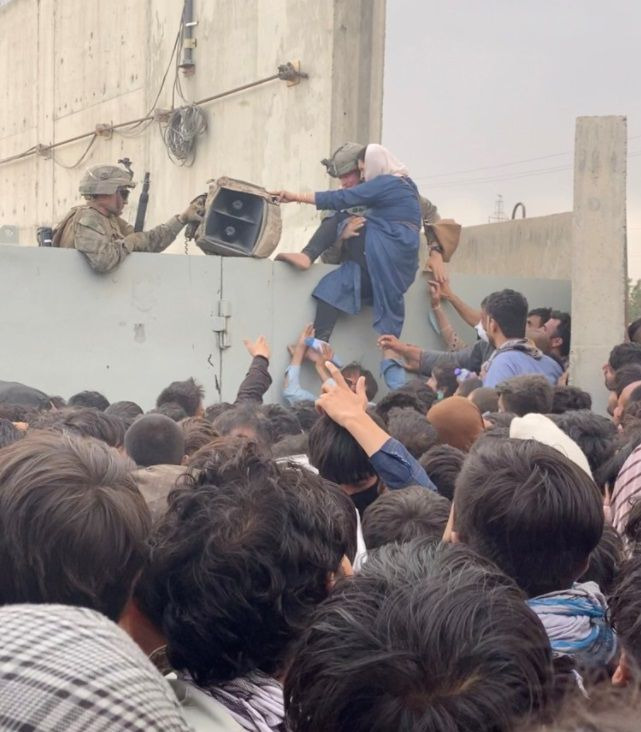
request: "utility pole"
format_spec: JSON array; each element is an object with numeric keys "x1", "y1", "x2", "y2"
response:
[{"x1": 488, "y1": 194, "x2": 507, "y2": 223}]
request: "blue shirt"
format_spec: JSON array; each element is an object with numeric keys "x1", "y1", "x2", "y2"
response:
[
  {"x1": 312, "y1": 175, "x2": 421, "y2": 337},
  {"x1": 484, "y1": 351, "x2": 563, "y2": 388},
  {"x1": 369, "y1": 438, "x2": 437, "y2": 491}
]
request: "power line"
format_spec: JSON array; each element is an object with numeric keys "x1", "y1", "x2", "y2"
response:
[{"x1": 415, "y1": 132, "x2": 641, "y2": 183}]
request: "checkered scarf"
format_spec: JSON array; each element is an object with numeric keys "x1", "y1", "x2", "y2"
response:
[{"x1": 0, "y1": 603, "x2": 189, "y2": 731}]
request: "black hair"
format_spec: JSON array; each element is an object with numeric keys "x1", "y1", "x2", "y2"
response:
[
  {"x1": 179, "y1": 416, "x2": 218, "y2": 457},
  {"x1": 308, "y1": 415, "x2": 375, "y2": 485},
  {"x1": 483, "y1": 289, "x2": 528, "y2": 339},
  {"x1": 105, "y1": 400, "x2": 144, "y2": 428},
  {"x1": 151, "y1": 402, "x2": 189, "y2": 421},
  {"x1": 48, "y1": 395, "x2": 67, "y2": 409},
  {"x1": 386, "y1": 407, "x2": 438, "y2": 458},
  {"x1": 609, "y1": 342, "x2": 641, "y2": 371},
  {"x1": 124, "y1": 414, "x2": 185, "y2": 467},
  {"x1": 0, "y1": 431, "x2": 150, "y2": 621},
  {"x1": 46, "y1": 407, "x2": 126, "y2": 448},
  {"x1": 454, "y1": 438, "x2": 604, "y2": 597},
  {"x1": 0, "y1": 404, "x2": 38, "y2": 423},
  {"x1": 456, "y1": 376, "x2": 483, "y2": 397},
  {"x1": 341, "y1": 363, "x2": 379, "y2": 402},
  {"x1": 469, "y1": 386, "x2": 500, "y2": 414},
  {"x1": 483, "y1": 411, "x2": 516, "y2": 428},
  {"x1": 551, "y1": 410, "x2": 617, "y2": 475},
  {"x1": 419, "y1": 444, "x2": 465, "y2": 501},
  {"x1": 361, "y1": 485, "x2": 450, "y2": 550},
  {"x1": 613, "y1": 364, "x2": 641, "y2": 397},
  {"x1": 375, "y1": 390, "x2": 427, "y2": 425},
  {"x1": 610, "y1": 554, "x2": 641, "y2": 670},
  {"x1": 431, "y1": 360, "x2": 459, "y2": 398},
  {"x1": 289, "y1": 400, "x2": 320, "y2": 432},
  {"x1": 397, "y1": 379, "x2": 437, "y2": 412},
  {"x1": 146, "y1": 448, "x2": 348, "y2": 685},
  {"x1": 0, "y1": 418, "x2": 24, "y2": 449},
  {"x1": 204, "y1": 402, "x2": 233, "y2": 423},
  {"x1": 628, "y1": 317, "x2": 641, "y2": 343},
  {"x1": 68, "y1": 390, "x2": 110, "y2": 411},
  {"x1": 285, "y1": 541, "x2": 553, "y2": 732},
  {"x1": 260, "y1": 404, "x2": 302, "y2": 443},
  {"x1": 594, "y1": 431, "x2": 641, "y2": 493},
  {"x1": 496, "y1": 375, "x2": 554, "y2": 416},
  {"x1": 548, "y1": 310, "x2": 572, "y2": 358},
  {"x1": 271, "y1": 432, "x2": 309, "y2": 459},
  {"x1": 578, "y1": 522, "x2": 623, "y2": 595},
  {"x1": 528, "y1": 307, "x2": 552, "y2": 326},
  {"x1": 156, "y1": 378, "x2": 204, "y2": 417},
  {"x1": 212, "y1": 404, "x2": 272, "y2": 451},
  {"x1": 551, "y1": 386, "x2": 592, "y2": 414}
]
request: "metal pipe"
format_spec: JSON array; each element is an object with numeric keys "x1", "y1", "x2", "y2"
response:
[{"x1": 179, "y1": 0, "x2": 195, "y2": 72}]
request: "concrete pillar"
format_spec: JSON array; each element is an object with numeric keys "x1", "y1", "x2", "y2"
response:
[
  {"x1": 329, "y1": 0, "x2": 386, "y2": 150},
  {"x1": 570, "y1": 116, "x2": 627, "y2": 412}
]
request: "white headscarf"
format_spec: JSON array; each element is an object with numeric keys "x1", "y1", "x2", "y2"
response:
[
  {"x1": 364, "y1": 143, "x2": 410, "y2": 181},
  {"x1": 509, "y1": 413, "x2": 592, "y2": 478}
]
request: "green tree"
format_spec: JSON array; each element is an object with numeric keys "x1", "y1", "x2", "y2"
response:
[{"x1": 629, "y1": 279, "x2": 641, "y2": 322}]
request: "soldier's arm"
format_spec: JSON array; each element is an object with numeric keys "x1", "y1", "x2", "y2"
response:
[
  {"x1": 124, "y1": 216, "x2": 185, "y2": 254},
  {"x1": 75, "y1": 211, "x2": 131, "y2": 274}
]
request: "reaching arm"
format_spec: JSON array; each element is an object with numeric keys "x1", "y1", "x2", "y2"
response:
[
  {"x1": 440, "y1": 280, "x2": 482, "y2": 328},
  {"x1": 316, "y1": 363, "x2": 436, "y2": 491},
  {"x1": 236, "y1": 337, "x2": 273, "y2": 404},
  {"x1": 429, "y1": 282, "x2": 467, "y2": 351}
]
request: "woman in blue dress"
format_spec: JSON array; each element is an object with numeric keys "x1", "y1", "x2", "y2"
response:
[{"x1": 274, "y1": 144, "x2": 421, "y2": 345}]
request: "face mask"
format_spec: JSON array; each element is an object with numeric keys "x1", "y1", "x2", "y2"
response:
[
  {"x1": 350, "y1": 481, "x2": 380, "y2": 519},
  {"x1": 475, "y1": 321, "x2": 489, "y2": 343}
]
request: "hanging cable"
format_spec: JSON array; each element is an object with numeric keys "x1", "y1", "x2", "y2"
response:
[{"x1": 160, "y1": 104, "x2": 207, "y2": 165}]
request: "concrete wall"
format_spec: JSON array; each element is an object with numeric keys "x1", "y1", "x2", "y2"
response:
[
  {"x1": 451, "y1": 212, "x2": 572, "y2": 279},
  {"x1": 0, "y1": 0, "x2": 385, "y2": 252},
  {"x1": 0, "y1": 245, "x2": 571, "y2": 408}
]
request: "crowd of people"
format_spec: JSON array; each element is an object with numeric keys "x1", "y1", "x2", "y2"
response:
[
  {"x1": 2, "y1": 282, "x2": 641, "y2": 731},
  {"x1": 4, "y1": 141, "x2": 641, "y2": 730}
]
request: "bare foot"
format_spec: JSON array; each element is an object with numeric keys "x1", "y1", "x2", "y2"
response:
[{"x1": 275, "y1": 252, "x2": 312, "y2": 270}]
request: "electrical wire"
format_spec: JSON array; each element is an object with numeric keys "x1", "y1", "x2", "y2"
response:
[
  {"x1": 51, "y1": 134, "x2": 97, "y2": 169},
  {"x1": 160, "y1": 104, "x2": 207, "y2": 165}
]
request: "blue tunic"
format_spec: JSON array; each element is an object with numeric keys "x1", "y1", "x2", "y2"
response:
[{"x1": 312, "y1": 175, "x2": 421, "y2": 337}]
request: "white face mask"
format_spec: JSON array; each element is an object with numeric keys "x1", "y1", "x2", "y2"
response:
[{"x1": 475, "y1": 321, "x2": 490, "y2": 343}]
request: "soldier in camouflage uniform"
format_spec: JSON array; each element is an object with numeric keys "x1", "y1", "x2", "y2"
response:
[{"x1": 53, "y1": 165, "x2": 203, "y2": 274}]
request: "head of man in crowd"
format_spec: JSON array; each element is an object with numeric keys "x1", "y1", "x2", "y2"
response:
[
  {"x1": 68, "y1": 389, "x2": 110, "y2": 411},
  {"x1": 452, "y1": 439, "x2": 603, "y2": 599},
  {"x1": 613, "y1": 381, "x2": 641, "y2": 427},
  {"x1": 285, "y1": 541, "x2": 553, "y2": 732},
  {"x1": 0, "y1": 431, "x2": 150, "y2": 621},
  {"x1": 362, "y1": 486, "x2": 450, "y2": 550},
  {"x1": 628, "y1": 318, "x2": 641, "y2": 344},
  {"x1": 321, "y1": 142, "x2": 366, "y2": 189},
  {"x1": 527, "y1": 307, "x2": 552, "y2": 330},
  {"x1": 542, "y1": 310, "x2": 571, "y2": 362},
  {"x1": 133, "y1": 446, "x2": 353, "y2": 726},
  {"x1": 124, "y1": 414, "x2": 185, "y2": 467},
  {"x1": 481, "y1": 289, "x2": 528, "y2": 347},
  {"x1": 308, "y1": 414, "x2": 382, "y2": 517},
  {"x1": 341, "y1": 363, "x2": 378, "y2": 402},
  {"x1": 78, "y1": 164, "x2": 136, "y2": 218},
  {"x1": 603, "y1": 342, "x2": 641, "y2": 390},
  {"x1": 156, "y1": 377, "x2": 205, "y2": 418},
  {"x1": 496, "y1": 375, "x2": 554, "y2": 416}
]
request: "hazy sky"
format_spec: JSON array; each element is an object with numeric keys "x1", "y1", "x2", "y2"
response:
[{"x1": 383, "y1": 0, "x2": 641, "y2": 278}]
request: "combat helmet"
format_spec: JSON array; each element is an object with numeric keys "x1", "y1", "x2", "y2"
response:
[
  {"x1": 321, "y1": 142, "x2": 366, "y2": 178},
  {"x1": 78, "y1": 165, "x2": 136, "y2": 196}
]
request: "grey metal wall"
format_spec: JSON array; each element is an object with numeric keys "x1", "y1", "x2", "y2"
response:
[{"x1": 0, "y1": 246, "x2": 571, "y2": 408}]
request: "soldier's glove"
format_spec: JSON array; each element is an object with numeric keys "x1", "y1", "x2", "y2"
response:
[{"x1": 178, "y1": 201, "x2": 204, "y2": 225}]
